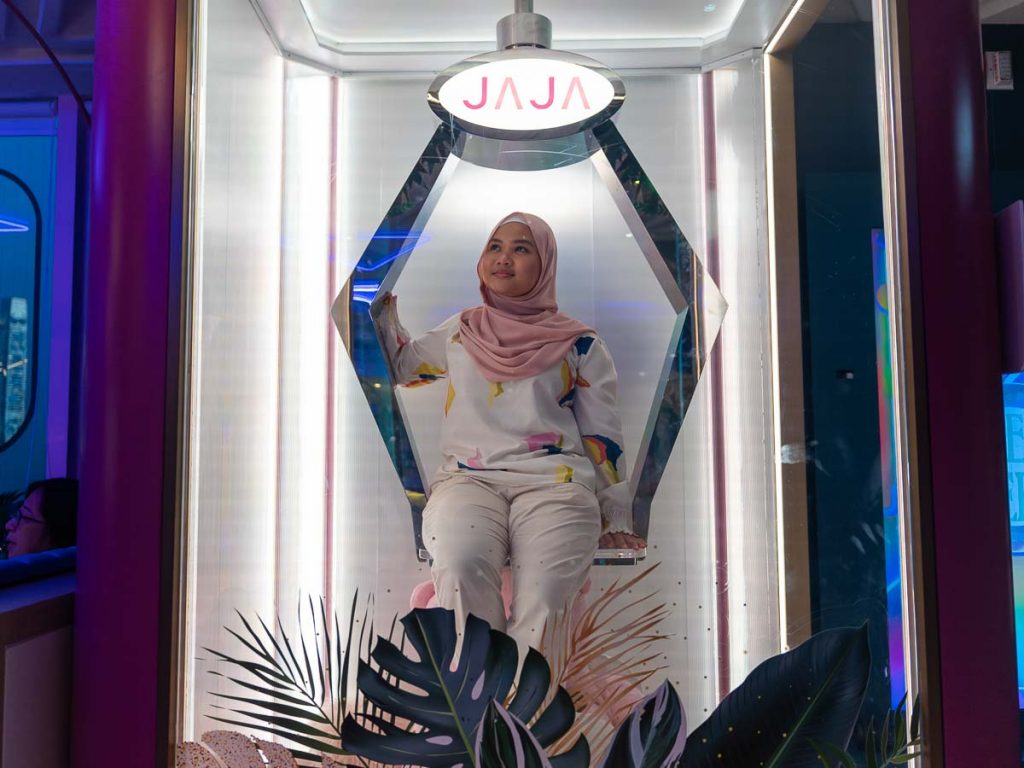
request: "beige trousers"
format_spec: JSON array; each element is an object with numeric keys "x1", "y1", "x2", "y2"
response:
[{"x1": 422, "y1": 475, "x2": 601, "y2": 653}]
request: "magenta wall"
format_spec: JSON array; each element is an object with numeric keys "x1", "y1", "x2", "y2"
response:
[
  {"x1": 71, "y1": 0, "x2": 178, "y2": 764},
  {"x1": 906, "y1": 0, "x2": 1020, "y2": 762}
]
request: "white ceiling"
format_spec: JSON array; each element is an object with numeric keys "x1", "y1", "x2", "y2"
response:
[
  {"x1": 252, "y1": 0, "x2": 1024, "y2": 75},
  {"x1": 256, "y1": 0, "x2": 796, "y2": 73},
  {"x1": 301, "y1": 0, "x2": 748, "y2": 48}
]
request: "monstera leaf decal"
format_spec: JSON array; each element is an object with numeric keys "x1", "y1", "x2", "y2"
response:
[
  {"x1": 598, "y1": 681, "x2": 686, "y2": 767},
  {"x1": 341, "y1": 607, "x2": 588, "y2": 768},
  {"x1": 681, "y1": 624, "x2": 871, "y2": 768},
  {"x1": 475, "y1": 700, "x2": 554, "y2": 768}
]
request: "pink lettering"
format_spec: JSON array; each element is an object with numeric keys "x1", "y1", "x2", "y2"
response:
[
  {"x1": 495, "y1": 77, "x2": 523, "y2": 110},
  {"x1": 463, "y1": 77, "x2": 488, "y2": 110},
  {"x1": 561, "y1": 76, "x2": 591, "y2": 110},
  {"x1": 529, "y1": 77, "x2": 556, "y2": 109}
]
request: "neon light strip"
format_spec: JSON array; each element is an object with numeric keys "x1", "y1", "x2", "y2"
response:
[
  {"x1": 873, "y1": 229, "x2": 907, "y2": 708},
  {"x1": 0, "y1": 216, "x2": 29, "y2": 233},
  {"x1": 766, "y1": 0, "x2": 807, "y2": 54},
  {"x1": 762, "y1": 54, "x2": 790, "y2": 652},
  {"x1": 352, "y1": 231, "x2": 432, "y2": 273}
]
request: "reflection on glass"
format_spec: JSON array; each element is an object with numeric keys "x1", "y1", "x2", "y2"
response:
[
  {"x1": 792, "y1": 9, "x2": 910, "y2": 753},
  {"x1": 0, "y1": 170, "x2": 40, "y2": 449},
  {"x1": 871, "y1": 230, "x2": 907, "y2": 707},
  {"x1": 1003, "y1": 372, "x2": 1024, "y2": 706},
  {"x1": 332, "y1": 124, "x2": 726, "y2": 562}
]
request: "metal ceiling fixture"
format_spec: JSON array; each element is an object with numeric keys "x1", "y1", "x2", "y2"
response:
[
  {"x1": 496, "y1": 0, "x2": 552, "y2": 49},
  {"x1": 427, "y1": 1, "x2": 626, "y2": 141}
]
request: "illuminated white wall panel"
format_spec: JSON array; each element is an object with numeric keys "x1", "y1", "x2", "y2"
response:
[
  {"x1": 612, "y1": 73, "x2": 719, "y2": 721},
  {"x1": 277, "y1": 64, "x2": 333, "y2": 614},
  {"x1": 331, "y1": 76, "x2": 437, "y2": 626},
  {"x1": 711, "y1": 59, "x2": 781, "y2": 681},
  {"x1": 186, "y1": 0, "x2": 285, "y2": 739}
]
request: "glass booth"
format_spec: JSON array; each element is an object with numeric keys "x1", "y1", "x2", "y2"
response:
[{"x1": 173, "y1": 0, "x2": 922, "y2": 764}]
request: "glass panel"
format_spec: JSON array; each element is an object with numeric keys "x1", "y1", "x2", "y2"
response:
[
  {"x1": 789, "y1": 3, "x2": 912, "y2": 757},
  {"x1": 0, "y1": 168, "x2": 41, "y2": 453},
  {"x1": 183, "y1": 0, "x2": 284, "y2": 734},
  {"x1": 1003, "y1": 374, "x2": 1024, "y2": 708},
  {"x1": 180, "y1": 0, "x2": 917, "y2": 764}
]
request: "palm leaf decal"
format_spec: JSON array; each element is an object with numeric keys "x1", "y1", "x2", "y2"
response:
[
  {"x1": 203, "y1": 594, "x2": 368, "y2": 763},
  {"x1": 543, "y1": 563, "x2": 669, "y2": 760},
  {"x1": 341, "y1": 607, "x2": 588, "y2": 767},
  {"x1": 681, "y1": 624, "x2": 870, "y2": 767},
  {"x1": 598, "y1": 681, "x2": 686, "y2": 767}
]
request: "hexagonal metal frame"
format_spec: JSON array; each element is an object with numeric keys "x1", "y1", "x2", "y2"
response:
[{"x1": 331, "y1": 121, "x2": 726, "y2": 563}]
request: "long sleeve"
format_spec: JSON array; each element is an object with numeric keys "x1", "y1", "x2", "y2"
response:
[
  {"x1": 375, "y1": 298, "x2": 454, "y2": 388},
  {"x1": 571, "y1": 336, "x2": 633, "y2": 534}
]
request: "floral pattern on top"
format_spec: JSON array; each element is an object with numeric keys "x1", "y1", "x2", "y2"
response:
[
  {"x1": 583, "y1": 434, "x2": 624, "y2": 486},
  {"x1": 458, "y1": 447, "x2": 485, "y2": 470},
  {"x1": 444, "y1": 382, "x2": 456, "y2": 416},
  {"x1": 574, "y1": 336, "x2": 596, "y2": 356},
  {"x1": 377, "y1": 307, "x2": 634, "y2": 533},
  {"x1": 525, "y1": 432, "x2": 565, "y2": 455},
  {"x1": 406, "y1": 362, "x2": 447, "y2": 388},
  {"x1": 557, "y1": 361, "x2": 576, "y2": 407}
]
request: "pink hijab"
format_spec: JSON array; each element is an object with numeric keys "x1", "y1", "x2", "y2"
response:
[{"x1": 459, "y1": 212, "x2": 593, "y2": 382}]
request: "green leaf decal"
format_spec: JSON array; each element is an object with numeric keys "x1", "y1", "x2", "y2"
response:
[
  {"x1": 475, "y1": 700, "x2": 554, "y2": 768},
  {"x1": 681, "y1": 625, "x2": 870, "y2": 768},
  {"x1": 341, "y1": 608, "x2": 587, "y2": 767},
  {"x1": 598, "y1": 680, "x2": 686, "y2": 768}
]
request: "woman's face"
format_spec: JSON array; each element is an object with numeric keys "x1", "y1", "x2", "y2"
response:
[
  {"x1": 5, "y1": 489, "x2": 51, "y2": 557},
  {"x1": 479, "y1": 222, "x2": 542, "y2": 298}
]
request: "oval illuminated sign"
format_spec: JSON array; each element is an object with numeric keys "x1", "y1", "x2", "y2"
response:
[{"x1": 428, "y1": 49, "x2": 625, "y2": 140}]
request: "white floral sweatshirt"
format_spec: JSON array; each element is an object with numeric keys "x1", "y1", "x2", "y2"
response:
[{"x1": 378, "y1": 306, "x2": 633, "y2": 534}]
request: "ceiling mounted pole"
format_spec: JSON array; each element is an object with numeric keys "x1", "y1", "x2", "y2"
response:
[{"x1": 497, "y1": 0, "x2": 551, "y2": 49}]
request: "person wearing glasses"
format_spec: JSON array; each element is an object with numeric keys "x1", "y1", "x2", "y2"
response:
[{"x1": 4, "y1": 478, "x2": 78, "y2": 558}]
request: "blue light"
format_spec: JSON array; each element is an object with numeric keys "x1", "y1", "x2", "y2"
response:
[
  {"x1": 351, "y1": 280, "x2": 381, "y2": 305},
  {"x1": 353, "y1": 230, "x2": 432, "y2": 273},
  {"x1": 0, "y1": 216, "x2": 29, "y2": 233}
]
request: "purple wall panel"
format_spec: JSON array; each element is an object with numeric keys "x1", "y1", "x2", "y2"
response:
[
  {"x1": 71, "y1": 0, "x2": 177, "y2": 764},
  {"x1": 47, "y1": 95, "x2": 82, "y2": 478},
  {"x1": 906, "y1": 0, "x2": 1020, "y2": 761}
]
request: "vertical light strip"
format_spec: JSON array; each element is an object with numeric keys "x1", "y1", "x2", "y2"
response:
[
  {"x1": 871, "y1": 0, "x2": 921, "y2": 740},
  {"x1": 279, "y1": 69, "x2": 331, "y2": 604},
  {"x1": 767, "y1": 0, "x2": 808, "y2": 54},
  {"x1": 332, "y1": 76, "x2": 350, "y2": 617},
  {"x1": 697, "y1": 71, "x2": 726, "y2": 702},
  {"x1": 273, "y1": 59, "x2": 288, "y2": 639},
  {"x1": 184, "y1": 4, "x2": 286, "y2": 737},
  {"x1": 47, "y1": 95, "x2": 80, "y2": 477},
  {"x1": 324, "y1": 76, "x2": 339, "y2": 630},
  {"x1": 181, "y1": 0, "x2": 209, "y2": 738},
  {"x1": 762, "y1": 54, "x2": 790, "y2": 651}
]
